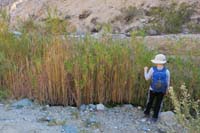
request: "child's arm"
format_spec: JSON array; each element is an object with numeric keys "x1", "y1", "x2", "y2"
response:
[
  {"x1": 166, "y1": 70, "x2": 170, "y2": 89},
  {"x1": 144, "y1": 67, "x2": 153, "y2": 80},
  {"x1": 165, "y1": 70, "x2": 170, "y2": 94}
]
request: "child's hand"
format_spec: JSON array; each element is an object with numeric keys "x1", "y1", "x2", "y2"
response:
[{"x1": 144, "y1": 67, "x2": 148, "y2": 72}]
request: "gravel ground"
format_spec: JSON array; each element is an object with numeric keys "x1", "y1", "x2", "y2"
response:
[{"x1": 0, "y1": 99, "x2": 186, "y2": 133}]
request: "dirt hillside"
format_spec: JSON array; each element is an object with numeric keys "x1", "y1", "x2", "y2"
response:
[{"x1": 1, "y1": 0, "x2": 200, "y2": 34}]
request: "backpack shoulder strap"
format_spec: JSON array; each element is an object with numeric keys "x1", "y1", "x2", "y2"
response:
[{"x1": 152, "y1": 66, "x2": 157, "y2": 72}]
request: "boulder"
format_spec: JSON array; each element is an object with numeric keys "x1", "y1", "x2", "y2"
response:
[
  {"x1": 96, "y1": 103, "x2": 105, "y2": 111},
  {"x1": 160, "y1": 111, "x2": 177, "y2": 126},
  {"x1": 11, "y1": 98, "x2": 33, "y2": 109},
  {"x1": 123, "y1": 104, "x2": 134, "y2": 110}
]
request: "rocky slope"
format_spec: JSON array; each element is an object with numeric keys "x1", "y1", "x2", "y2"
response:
[
  {"x1": 0, "y1": 99, "x2": 186, "y2": 133},
  {"x1": 1, "y1": 0, "x2": 200, "y2": 35}
]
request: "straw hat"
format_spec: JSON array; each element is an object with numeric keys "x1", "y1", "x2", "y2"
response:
[{"x1": 151, "y1": 54, "x2": 167, "y2": 64}]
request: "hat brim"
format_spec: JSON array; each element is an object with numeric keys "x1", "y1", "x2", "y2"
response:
[{"x1": 151, "y1": 60, "x2": 166, "y2": 64}]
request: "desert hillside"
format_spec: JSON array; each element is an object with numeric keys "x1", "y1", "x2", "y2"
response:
[{"x1": 1, "y1": 0, "x2": 200, "y2": 35}]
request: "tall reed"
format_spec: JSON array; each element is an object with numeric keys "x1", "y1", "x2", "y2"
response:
[{"x1": 0, "y1": 14, "x2": 200, "y2": 109}]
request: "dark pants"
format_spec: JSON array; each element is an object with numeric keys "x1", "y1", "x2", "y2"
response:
[{"x1": 144, "y1": 90, "x2": 165, "y2": 119}]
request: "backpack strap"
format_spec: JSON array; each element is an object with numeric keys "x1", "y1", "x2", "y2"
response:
[{"x1": 153, "y1": 66, "x2": 166, "y2": 73}]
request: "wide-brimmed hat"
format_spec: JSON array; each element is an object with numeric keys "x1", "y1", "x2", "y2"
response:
[{"x1": 151, "y1": 54, "x2": 167, "y2": 64}]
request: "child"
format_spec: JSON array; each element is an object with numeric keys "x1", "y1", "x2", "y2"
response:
[{"x1": 144, "y1": 54, "x2": 170, "y2": 122}]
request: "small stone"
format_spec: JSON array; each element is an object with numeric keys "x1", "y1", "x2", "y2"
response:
[
  {"x1": 137, "y1": 106, "x2": 142, "y2": 110},
  {"x1": 140, "y1": 18, "x2": 147, "y2": 23},
  {"x1": 64, "y1": 15, "x2": 71, "y2": 20},
  {"x1": 96, "y1": 103, "x2": 105, "y2": 111},
  {"x1": 140, "y1": 118, "x2": 146, "y2": 122},
  {"x1": 142, "y1": 127, "x2": 151, "y2": 132},
  {"x1": 12, "y1": 31, "x2": 22, "y2": 36},
  {"x1": 62, "y1": 125, "x2": 78, "y2": 133},
  {"x1": 37, "y1": 116, "x2": 53, "y2": 122}
]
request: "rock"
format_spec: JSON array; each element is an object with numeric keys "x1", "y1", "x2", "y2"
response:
[
  {"x1": 112, "y1": 26, "x2": 121, "y2": 34},
  {"x1": 88, "y1": 117, "x2": 97, "y2": 124},
  {"x1": 140, "y1": 118, "x2": 147, "y2": 123},
  {"x1": 89, "y1": 104, "x2": 96, "y2": 111},
  {"x1": 91, "y1": 32, "x2": 103, "y2": 39},
  {"x1": 91, "y1": 17, "x2": 98, "y2": 25},
  {"x1": 147, "y1": 29, "x2": 158, "y2": 36},
  {"x1": 160, "y1": 111, "x2": 177, "y2": 126},
  {"x1": 90, "y1": 24, "x2": 102, "y2": 33},
  {"x1": 11, "y1": 31, "x2": 22, "y2": 36},
  {"x1": 122, "y1": 104, "x2": 133, "y2": 110},
  {"x1": 11, "y1": 98, "x2": 33, "y2": 109},
  {"x1": 80, "y1": 104, "x2": 87, "y2": 112},
  {"x1": 37, "y1": 116, "x2": 53, "y2": 122},
  {"x1": 79, "y1": 10, "x2": 92, "y2": 19},
  {"x1": 142, "y1": 126, "x2": 150, "y2": 132},
  {"x1": 137, "y1": 106, "x2": 142, "y2": 110},
  {"x1": 62, "y1": 125, "x2": 78, "y2": 133},
  {"x1": 85, "y1": 116, "x2": 100, "y2": 127},
  {"x1": 112, "y1": 34, "x2": 127, "y2": 40},
  {"x1": 64, "y1": 15, "x2": 71, "y2": 20},
  {"x1": 181, "y1": 25, "x2": 190, "y2": 34},
  {"x1": 96, "y1": 103, "x2": 105, "y2": 111},
  {"x1": 139, "y1": 18, "x2": 148, "y2": 23}
]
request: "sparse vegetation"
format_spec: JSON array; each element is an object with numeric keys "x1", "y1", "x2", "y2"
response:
[
  {"x1": 169, "y1": 85, "x2": 200, "y2": 132},
  {"x1": 114, "y1": 6, "x2": 145, "y2": 24},
  {"x1": 146, "y1": 3, "x2": 195, "y2": 34},
  {"x1": 187, "y1": 21, "x2": 200, "y2": 33}
]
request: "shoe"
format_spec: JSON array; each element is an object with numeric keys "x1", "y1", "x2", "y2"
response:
[
  {"x1": 144, "y1": 111, "x2": 150, "y2": 116},
  {"x1": 143, "y1": 114, "x2": 150, "y2": 118},
  {"x1": 150, "y1": 118, "x2": 158, "y2": 123}
]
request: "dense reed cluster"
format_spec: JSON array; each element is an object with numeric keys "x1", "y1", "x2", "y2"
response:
[{"x1": 0, "y1": 12, "x2": 200, "y2": 110}]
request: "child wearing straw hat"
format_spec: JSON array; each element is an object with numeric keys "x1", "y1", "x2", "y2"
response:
[{"x1": 143, "y1": 54, "x2": 170, "y2": 122}]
